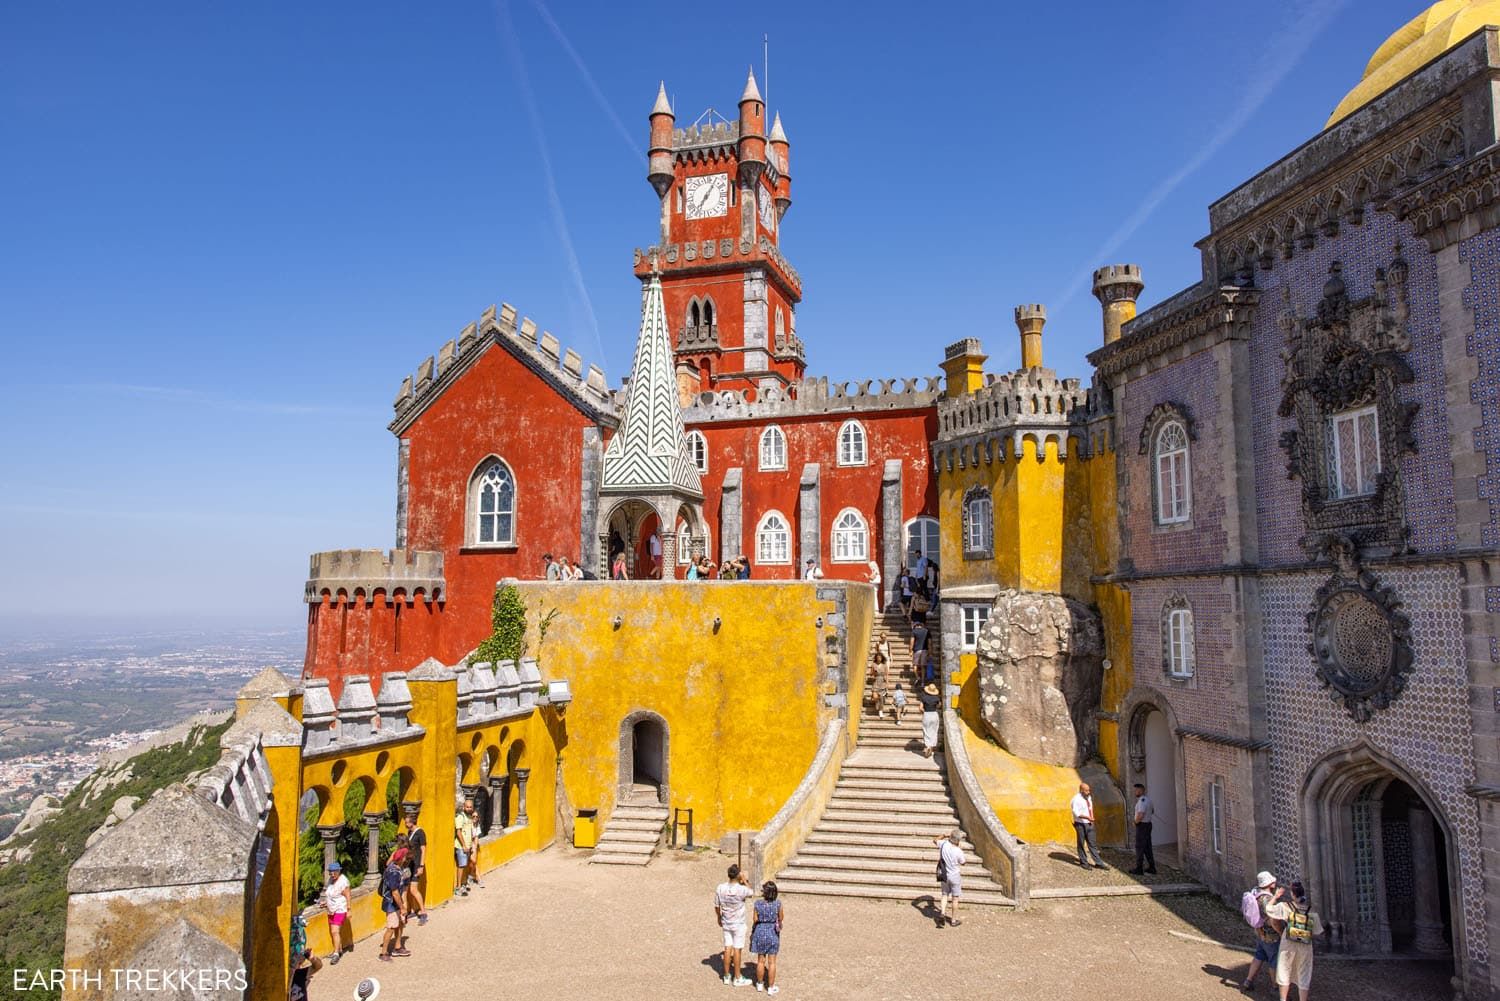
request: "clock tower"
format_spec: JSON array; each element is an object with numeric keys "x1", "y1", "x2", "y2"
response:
[{"x1": 636, "y1": 70, "x2": 803, "y2": 402}]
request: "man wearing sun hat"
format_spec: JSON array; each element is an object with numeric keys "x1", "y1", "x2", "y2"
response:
[{"x1": 1241, "y1": 870, "x2": 1286, "y2": 993}]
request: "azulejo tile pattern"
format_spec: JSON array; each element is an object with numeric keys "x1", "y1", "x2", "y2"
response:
[
  {"x1": 1249, "y1": 212, "x2": 1457, "y2": 562},
  {"x1": 1260, "y1": 565, "x2": 1483, "y2": 964},
  {"x1": 1459, "y1": 227, "x2": 1500, "y2": 626}
]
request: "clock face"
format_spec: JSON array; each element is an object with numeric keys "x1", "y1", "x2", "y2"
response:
[
  {"x1": 685, "y1": 173, "x2": 729, "y2": 220},
  {"x1": 758, "y1": 185, "x2": 775, "y2": 232}
]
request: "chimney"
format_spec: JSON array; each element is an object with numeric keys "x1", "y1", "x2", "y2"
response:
[
  {"x1": 940, "y1": 338, "x2": 988, "y2": 399},
  {"x1": 1014, "y1": 305, "x2": 1046, "y2": 370}
]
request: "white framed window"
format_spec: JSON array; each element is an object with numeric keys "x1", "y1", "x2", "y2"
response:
[
  {"x1": 906, "y1": 516, "x2": 940, "y2": 565},
  {"x1": 470, "y1": 458, "x2": 516, "y2": 546},
  {"x1": 1165, "y1": 604, "x2": 1195, "y2": 679},
  {"x1": 837, "y1": 420, "x2": 867, "y2": 466},
  {"x1": 1155, "y1": 420, "x2": 1191, "y2": 524},
  {"x1": 685, "y1": 430, "x2": 708, "y2": 473},
  {"x1": 961, "y1": 604, "x2": 991, "y2": 650},
  {"x1": 963, "y1": 488, "x2": 993, "y2": 558},
  {"x1": 1328, "y1": 405, "x2": 1381, "y2": 499},
  {"x1": 756, "y1": 511, "x2": 791, "y2": 565},
  {"x1": 676, "y1": 521, "x2": 709, "y2": 565},
  {"x1": 1210, "y1": 779, "x2": 1225, "y2": 856},
  {"x1": 831, "y1": 508, "x2": 869, "y2": 563},
  {"x1": 759, "y1": 425, "x2": 787, "y2": 471}
]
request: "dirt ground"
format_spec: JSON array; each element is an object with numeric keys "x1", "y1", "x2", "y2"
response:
[{"x1": 313, "y1": 846, "x2": 1453, "y2": 1001}]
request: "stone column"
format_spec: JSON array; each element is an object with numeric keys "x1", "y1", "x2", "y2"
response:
[
  {"x1": 401, "y1": 800, "x2": 421, "y2": 823},
  {"x1": 317, "y1": 825, "x2": 342, "y2": 874},
  {"x1": 514, "y1": 768, "x2": 531, "y2": 827},
  {"x1": 1408, "y1": 804, "x2": 1448, "y2": 955},
  {"x1": 363, "y1": 812, "x2": 384, "y2": 878},
  {"x1": 489, "y1": 775, "x2": 509, "y2": 830}
]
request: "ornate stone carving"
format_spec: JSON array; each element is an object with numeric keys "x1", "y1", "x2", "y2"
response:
[
  {"x1": 1306, "y1": 537, "x2": 1414, "y2": 723},
  {"x1": 1277, "y1": 255, "x2": 1417, "y2": 556},
  {"x1": 1137, "y1": 402, "x2": 1196, "y2": 455}
]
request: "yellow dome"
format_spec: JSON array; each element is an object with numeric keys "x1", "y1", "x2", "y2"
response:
[{"x1": 1327, "y1": 0, "x2": 1500, "y2": 126}]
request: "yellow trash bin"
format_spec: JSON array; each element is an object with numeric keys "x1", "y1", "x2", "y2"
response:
[{"x1": 575, "y1": 809, "x2": 598, "y2": 849}]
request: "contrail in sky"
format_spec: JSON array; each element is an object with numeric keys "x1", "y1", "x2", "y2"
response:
[
  {"x1": 529, "y1": 0, "x2": 642, "y2": 159},
  {"x1": 492, "y1": 0, "x2": 607, "y2": 372},
  {"x1": 1051, "y1": 0, "x2": 1350, "y2": 317}
]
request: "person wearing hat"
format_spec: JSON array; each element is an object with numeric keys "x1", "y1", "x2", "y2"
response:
[
  {"x1": 918, "y1": 681, "x2": 943, "y2": 757},
  {"x1": 1265, "y1": 880, "x2": 1324, "y2": 1000},
  {"x1": 322, "y1": 860, "x2": 351, "y2": 964},
  {"x1": 1241, "y1": 870, "x2": 1286, "y2": 992},
  {"x1": 803, "y1": 557, "x2": 824, "y2": 581}
]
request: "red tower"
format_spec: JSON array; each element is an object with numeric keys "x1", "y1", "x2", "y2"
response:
[{"x1": 634, "y1": 71, "x2": 803, "y2": 402}]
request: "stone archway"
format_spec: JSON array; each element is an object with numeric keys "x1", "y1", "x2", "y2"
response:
[
  {"x1": 617, "y1": 710, "x2": 670, "y2": 805},
  {"x1": 1301, "y1": 741, "x2": 1458, "y2": 967},
  {"x1": 1123, "y1": 691, "x2": 1185, "y2": 864}
]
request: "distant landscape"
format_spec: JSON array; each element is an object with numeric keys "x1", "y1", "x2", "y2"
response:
[{"x1": 0, "y1": 621, "x2": 302, "y2": 839}]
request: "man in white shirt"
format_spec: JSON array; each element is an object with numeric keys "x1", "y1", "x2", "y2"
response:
[
  {"x1": 1129, "y1": 782, "x2": 1158, "y2": 875},
  {"x1": 648, "y1": 533, "x2": 662, "y2": 578},
  {"x1": 713, "y1": 864, "x2": 754, "y2": 987},
  {"x1": 1070, "y1": 782, "x2": 1107, "y2": 869},
  {"x1": 803, "y1": 558, "x2": 824, "y2": 580}
]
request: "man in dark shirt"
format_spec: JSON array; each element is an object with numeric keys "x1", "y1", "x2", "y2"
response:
[{"x1": 403, "y1": 814, "x2": 429, "y2": 925}]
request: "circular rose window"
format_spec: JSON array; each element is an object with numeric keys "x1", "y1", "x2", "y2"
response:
[{"x1": 1310, "y1": 582, "x2": 1413, "y2": 722}]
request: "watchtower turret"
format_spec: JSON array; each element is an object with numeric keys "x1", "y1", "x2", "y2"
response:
[{"x1": 1091, "y1": 264, "x2": 1144, "y2": 345}]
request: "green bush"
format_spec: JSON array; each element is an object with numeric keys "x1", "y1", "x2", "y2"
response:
[
  {"x1": 294, "y1": 772, "x2": 405, "y2": 910},
  {"x1": 468, "y1": 583, "x2": 527, "y2": 666}
]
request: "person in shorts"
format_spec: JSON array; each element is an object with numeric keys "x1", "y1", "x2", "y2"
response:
[
  {"x1": 377, "y1": 846, "x2": 410, "y2": 961},
  {"x1": 1242, "y1": 871, "x2": 1285, "y2": 992},
  {"x1": 403, "y1": 813, "x2": 429, "y2": 924},
  {"x1": 933, "y1": 829, "x2": 965, "y2": 927},
  {"x1": 714, "y1": 863, "x2": 754, "y2": 987},
  {"x1": 1266, "y1": 881, "x2": 1324, "y2": 1000},
  {"x1": 321, "y1": 861, "x2": 351, "y2": 964}
]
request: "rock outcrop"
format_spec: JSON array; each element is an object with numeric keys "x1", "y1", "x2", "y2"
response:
[{"x1": 975, "y1": 590, "x2": 1103, "y2": 768}]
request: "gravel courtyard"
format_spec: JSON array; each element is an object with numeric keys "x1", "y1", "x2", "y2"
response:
[{"x1": 313, "y1": 846, "x2": 1452, "y2": 1000}]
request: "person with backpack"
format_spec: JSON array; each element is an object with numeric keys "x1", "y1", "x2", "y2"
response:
[
  {"x1": 1265, "y1": 881, "x2": 1324, "y2": 1000},
  {"x1": 377, "y1": 846, "x2": 410, "y2": 962},
  {"x1": 1240, "y1": 871, "x2": 1285, "y2": 992}
]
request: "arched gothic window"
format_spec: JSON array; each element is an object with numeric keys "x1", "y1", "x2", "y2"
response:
[
  {"x1": 775, "y1": 307, "x2": 786, "y2": 347},
  {"x1": 837, "y1": 420, "x2": 867, "y2": 466},
  {"x1": 831, "y1": 508, "x2": 869, "y2": 563},
  {"x1": 702, "y1": 299, "x2": 715, "y2": 328},
  {"x1": 689, "y1": 301, "x2": 701, "y2": 329},
  {"x1": 906, "y1": 516, "x2": 939, "y2": 564},
  {"x1": 759, "y1": 425, "x2": 787, "y2": 471},
  {"x1": 1154, "y1": 420, "x2": 1191, "y2": 524},
  {"x1": 685, "y1": 430, "x2": 708, "y2": 473},
  {"x1": 1162, "y1": 596, "x2": 1195, "y2": 679},
  {"x1": 756, "y1": 511, "x2": 791, "y2": 565},
  {"x1": 962, "y1": 486, "x2": 993, "y2": 559},
  {"x1": 469, "y1": 458, "x2": 516, "y2": 546}
]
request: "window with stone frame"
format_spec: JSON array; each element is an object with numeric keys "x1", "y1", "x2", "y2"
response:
[
  {"x1": 756, "y1": 511, "x2": 791, "y2": 564},
  {"x1": 1328, "y1": 405, "x2": 1381, "y2": 500},
  {"x1": 759, "y1": 425, "x2": 787, "y2": 471},
  {"x1": 469, "y1": 457, "x2": 516, "y2": 547},
  {"x1": 685, "y1": 430, "x2": 709, "y2": 474},
  {"x1": 961, "y1": 604, "x2": 991, "y2": 650},
  {"x1": 1154, "y1": 420, "x2": 1191, "y2": 525},
  {"x1": 1210, "y1": 779, "x2": 1225, "y2": 855},
  {"x1": 837, "y1": 420, "x2": 867, "y2": 466},
  {"x1": 962, "y1": 487, "x2": 994, "y2": 560},
  {"x1": 1162, "y1": 596, "x2": 1195, "y2": 679},
  {"x1": 831, "y1": 508, "x2": 869, "y2": 562}
]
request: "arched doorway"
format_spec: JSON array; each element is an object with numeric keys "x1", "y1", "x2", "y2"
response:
[
  {"x1": 605, "y1": 500, "x2": 661, "y2": 580},
  {"x1": 1127, "y1": 699, "x2": 1181, "y2": 864},
  {"x1": 1302, "y1": 744, "x2": 1456, "y2": 966},
  {"x1": 617, "y1": 710, "x2": 670, "y2": 805}
]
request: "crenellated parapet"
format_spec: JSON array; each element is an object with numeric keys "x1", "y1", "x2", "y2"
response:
[
  {"x1": 933, "y1": 365, "x2": 1089, "y2": 468},
  {"x1": 632, "y1": 238, "x2": 802, "y2": 299},
  {"x1": 389, "y1": 300, "x2": 614, "y2": 436},
  {"x1": 305, "y1": 548, "x2": 445, "y2": 605},
  {"x1": 680, "y1": 373, "x2": 944, "y2": 424}
]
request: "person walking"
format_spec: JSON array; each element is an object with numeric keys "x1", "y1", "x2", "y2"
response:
[
  {"x1": 453, "y1": 799, "x2": 479, "y2": 896},
  {"x1": 376, "y1": 846, "x2": 410, "y2": 962},
  {"x1": 714, "y1": 864, "x2": 754, "y2": 987},
  {"x1": 544, "y1": 553, "x2": 561, "y2": 581},
  {"x1": 867, "y1": 559, "x2": 882, "y2": 612},
  {"x1": 891, "y1": 683, "x2": 908, "y2": 722},
  {"x1": 932, "y1": 829, "x2": 965, "y2": 927},
  {"x1": 1266, "y1": 881, "x2": 1323, "y2": 1001},
  {"x1": 648, "y1": 532, "x2": 662, "y2": 578},
  {"x1": 1241, "y1": 871, "x2": 1285, "y2": 993},
  {"x1": 918, "y1": 682, "x2": 942, "y2": 757},
  {"x1": 322, "y1": 861, "x2": 351, "y2": 964},
  {"x1": 749, "y1": 881, "x2": 784, "y2": 995},
  {"x1": 911, "y1": 619, "x2": 930, "y2": 682},
  {"x1": 897, "y1": 565, "x2": 914, "y2": 613},
  {"x1": 1129, "y1": 782, "x2": 1158, "y2": 875},
  {"x1": 288, "y1": 950, "x2": 321, "y2": 1001},
  {"x1": 403, "y1": 814, "x2": 429, "y2": 925},
  {"x1": 1071, "y1": 783, "x2": 1107, "y2": 869},
  {"x1": 802, "y1": 558, "x2": 824, "y2": 580},
  {"x1": 611, "y1": 552, "x2": 628, "y2": 580}
]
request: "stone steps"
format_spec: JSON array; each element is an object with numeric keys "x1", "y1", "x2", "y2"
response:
[
  {"x1": 591, "y1": 802, "x2": 668, "y2": 866},
  {"x1": 774, "y1": 877, "x2": 1014, "y2": 908},
  {"x1": 785, "y1": 853, "x2": 991, "y2": 879},
  {"x1": 797, "y1": 839, "x2": 977, "y2": 860},
  {"x1": 803, "y1": 830, "x2": 975, "y2": 853}
]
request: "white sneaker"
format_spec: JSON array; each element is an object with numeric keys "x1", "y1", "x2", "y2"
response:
[
  {"x1": 767, "y1": 988, "x2": 780, "y2": 996},
  {"x1": 755, "y1": 984, "x2": 764, "y2": 993},
  {"x1": 733, "y1": 977, "x2": 752, "y2": 987},
  {"x1": 722, "y1": 975, "x2": 732, "y2": 986}
]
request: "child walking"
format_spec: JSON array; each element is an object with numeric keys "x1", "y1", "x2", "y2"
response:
[
  {"x1": 891, "y1": 684, "x2": 907, "y2": 722},
  {"x1": 749, "y1": 881, "x2": 784, "y2": 995}
]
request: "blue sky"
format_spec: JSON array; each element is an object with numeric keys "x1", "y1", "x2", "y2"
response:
[{"x1": 0, "y1": 0, "x2": 1424, "y2": 628}]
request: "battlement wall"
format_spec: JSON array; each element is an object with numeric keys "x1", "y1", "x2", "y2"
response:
[
  {"x1": 680, "y1": 373, "x2": 944, "y2": 424},
  {"x1": 305, "y1": 548, "x2": 445, "y2": 604},
  {"x1": 391, "y1": 301, "x2": 612, "y2": 435},
  {"x1": 633, "y1": 233, "x2": 802, "y2": 297}
]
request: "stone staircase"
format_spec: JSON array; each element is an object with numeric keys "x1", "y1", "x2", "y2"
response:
[
  {"x1": 865, "y1": 607, "x2": 938, "y2": 714},
  {"x1": 773, "y1": 713, "x2": 1014, "y2": 907},
  {"x1": 590, "y1": 788, "x2": 668, "y2": 866}
]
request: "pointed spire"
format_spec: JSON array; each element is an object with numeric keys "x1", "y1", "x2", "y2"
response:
[
  {"x1": 769, "y1": 112, "x2": 787, "y2": 142},
  {"x1": 740, "y1": 66, "x2": 762, "y2": 104},
  {"x1": 651, "y1": 80, "x2": 673, "y2": 117}
]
